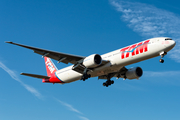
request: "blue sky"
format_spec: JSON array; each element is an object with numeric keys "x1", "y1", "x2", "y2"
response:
[{"x1": 0, "y1": 0, "x2": 180, "y2": 120}]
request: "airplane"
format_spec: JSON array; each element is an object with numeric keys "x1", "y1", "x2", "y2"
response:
[{"x1": 6, "y1": 37, "x2": 176, "y2": 87}]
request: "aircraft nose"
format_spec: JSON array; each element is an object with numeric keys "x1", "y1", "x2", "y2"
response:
[
  {"x1": 164, "y1": 39, "x2": 176, "y2": 52},
  {"x1": 171, "y1": 40, "x2": 176, "y2": 47}
]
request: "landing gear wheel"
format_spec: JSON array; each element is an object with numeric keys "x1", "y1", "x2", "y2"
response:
[
  {"x1": 103, "y1": 80, "x2": 114, "y2": 87},
  {"x1": 111, "y1": 80, "x2": 114, "y2": 84},
  {"x1": 81, "y1": 74, "x2": 91, "y2": 81},
  {"x1": 88, "y1": 74, "x2": 91, "y2": 78},
  {"x1": 106, "y1": 80, "x2": 111, "y2": 85},
  {"x1": 81, "y1": 67, "x2": 91, "y2": 81},
  {"x1": 159, "y1": 59, "x2": 164, "y2": 63},
  {"x1": 103, "y1": 83, "x2": 109, "y2": 87}
]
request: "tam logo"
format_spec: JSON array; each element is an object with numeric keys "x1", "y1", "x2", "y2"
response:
[
  {"x1": 120, "y1": 40, "x2": 150, "y2": 59},
  {"x1": 45, "y1": 58, "x2": 55, "y2": 73}
]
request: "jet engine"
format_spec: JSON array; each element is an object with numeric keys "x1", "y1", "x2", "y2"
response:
[
  {"x1": 125, "y1": 67, "x2": 143, "y2": 80},
  {"x1": 83, "y1": 54, "x2": 102, "y2": 68}
]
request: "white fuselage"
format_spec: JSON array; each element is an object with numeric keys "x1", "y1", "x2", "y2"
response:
[{"x1": 55, "y1": 37, "x2": 176, "y2": 83}]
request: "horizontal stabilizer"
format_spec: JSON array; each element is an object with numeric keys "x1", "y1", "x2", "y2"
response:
[{"x1": 21, "y1": 73, "x2": 50, "y2": 79}]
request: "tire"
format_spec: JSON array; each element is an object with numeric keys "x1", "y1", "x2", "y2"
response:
[
  {"x1": 88, "y1": 74, "x2": 91, "y2": 78},
  {"x1": 111, "y1": 80, "x2": 114, "y2": 84},
  {"x1": 159, "y1": 59, "x2": 164, "y2": 63}
]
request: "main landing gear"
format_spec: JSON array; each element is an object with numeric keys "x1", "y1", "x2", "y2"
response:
[
  {"x1": 81, "y1": 68, "x2": 91, "y2": 81},
  {"x1": 81, "y1": 74, "x2": 91, "y2": 81},
  {"x1": 103, "y1": 80, "x2": 114, "y2": 87},
  {"x1": 159, "y1": 51, "x2": 167, "y2": 63},
  {"x1": 102, "y1": 75, "x2": 114, "y2": 87}
]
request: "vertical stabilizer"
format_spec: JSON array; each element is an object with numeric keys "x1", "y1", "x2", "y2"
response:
[{"x1": 44, "y1": 57, "x2": 58, "y2": 76}]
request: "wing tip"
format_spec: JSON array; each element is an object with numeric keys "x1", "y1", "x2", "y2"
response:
[{"x1": 5, "y1": 41, "x2": 13, "y2": 44}]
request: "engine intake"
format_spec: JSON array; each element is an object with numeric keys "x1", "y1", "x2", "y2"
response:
[
  {"x1": 126, "y1": 67, "x2": 143, "y2": 80},
  {"x1": 83, "y1": 54, "x2": 102, "y2": 68}
]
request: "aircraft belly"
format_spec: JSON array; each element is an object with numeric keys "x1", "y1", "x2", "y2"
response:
[
  {"x1": 90, "y1": 62, "x2": 123, "y2": 77},
  {"x1": 55, "y1": 63, "x2": 122, "y2": 83},
  {"x1": 56, "y1": 68, "x2": 82, "y2": 83}
]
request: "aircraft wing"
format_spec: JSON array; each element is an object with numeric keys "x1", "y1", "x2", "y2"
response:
[
  {"x1": 6, "y1": 41, "x2": 85, "y2": 64},
  {"x1": 6, "y1": 41, "x2": 110, "y2": 74}
]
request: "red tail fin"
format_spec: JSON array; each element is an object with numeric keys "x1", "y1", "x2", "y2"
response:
[{"x1": 44, "y1": 57, "x2": 58, "y2": 76}]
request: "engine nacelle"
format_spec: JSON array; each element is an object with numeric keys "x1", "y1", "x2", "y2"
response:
[
  {"x1": 126, "y1": 67, "x2": 143, "y2": 80},
  {"x1": 83, "y1": 54, "x2": 102, "y2": 68}
]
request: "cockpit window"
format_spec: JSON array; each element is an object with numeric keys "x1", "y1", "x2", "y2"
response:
[{"x1": 165, "y1": 38, "x2": 172, "y2": 40}]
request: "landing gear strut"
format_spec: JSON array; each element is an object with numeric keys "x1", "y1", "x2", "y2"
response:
[
  {"x1": 81, "y1": 74, "x2": 91, "y2": 81},
  {"x1": 102, "y1": 75, "x2": 114, "y2": 87},
  {"x1": 81, "y1": 68, "x2": 91, "y2": 81},
  {"x1": 159, "y1": 51, "x2": 167, "y2": 63}
]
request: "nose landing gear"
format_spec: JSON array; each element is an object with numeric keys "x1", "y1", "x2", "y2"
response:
[
  {"x1": 159, "y1": 51, "x2": 167, "y2": 63},
  {"x1": 159, "y1": 59, "x2": 164, "y2": 63}
]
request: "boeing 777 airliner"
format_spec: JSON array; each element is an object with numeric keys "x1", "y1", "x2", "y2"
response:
[{"x1": 6, "y1": 37, "x2": 176, "y2": 87}]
